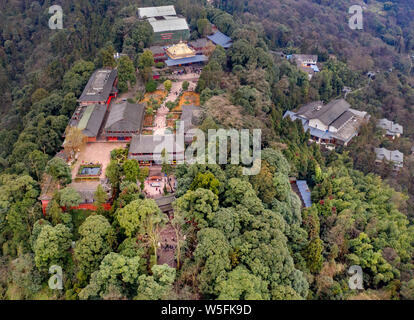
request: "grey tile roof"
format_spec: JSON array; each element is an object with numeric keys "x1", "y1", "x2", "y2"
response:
[
  {"x1": 207, "y1": 31, "x2": 232, "y2": 48},
  {"x1": 178, "y1": 105, "x2": 201, "y2": 133},
  {"x1": 82, "y1": 104, "x2": 107, "y2": 137},
  {"x1": 149, "y1": 18, "x2": 189, "y2": 33},
  {"x1": 289, "y1": 99, "x2": 367, "y2": 145},
  {"x1": 377, "y1": 118, "x2": 403, "y2": 135},
  {"x1": 138, "y1": 5, "x2": 176, "y2": 19},
  {"x1": 309, "y1": 99, "x2": 350, "y2": 126},
  {"x1": 292, "y1": 54, "x2": 318, "y2": 62},
  {"x1": 329, "y1": 110, "x2": 354, "y2": 130},
  {"x1": 296, "y1": 101, "x2": 324, "y2": 119},
  {"x1": 105, "y1": 102, "x2": 145, "y2": 134},
  {"x1": 129, "y1": 134, "x2": 185, "y2": 154},
  {"x1": 375, "y1": 148, "x2": 404, "y2": 167},
  {"x1": 78, "y1": 69, "x2": 118, "y2": 103},
  {"x1": 149, "y1": 46, "x2": 166, "y2": 55}
]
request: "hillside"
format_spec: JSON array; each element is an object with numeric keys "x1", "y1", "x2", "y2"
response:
[{"x1": 0, "y1": 0, "x2": 413, "y2": 301}]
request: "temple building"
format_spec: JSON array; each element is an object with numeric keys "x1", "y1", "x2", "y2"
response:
[
  {"x1": 189, "y1": 38, "x2": 213, "y2": 55},
  {"x1": 78, "y1": 69, "x2": 118, "y2": 106},
  {"x1": 207, "y1": 31, "x2": 233, "y2": 49},
  {"x1": 68, "y1": 104, "x2": 107, "y2": 142},
  {"x1": 138, "y1": 5, "x2": 190, "y2": 44},
  {"x1": 104, "y1": 102, "x2": 145, "y2": 141},
  {"x1": 149, "y1": 45, "x2": 167, "y2": 62},
  {"x1": 166, "y1": 41, "x2": 196, "y2": 59},
  {"x1": 164, "y1": 42, "x2": 208, "y2": 67},
  {"x1": 178, "y1": 104, "x2": 202, "y2": 144},
  {"x1": 377, "y1": 118, "x2": 403, "y2": 139},
  {"x1": 128, "y1": 134, "x2": 185, "y2": 166},
  {"x1": 283, "y1": 99, "x2": 370, "y2": 148},
  {"x1": 287, "y1": 54, "x2": 320, "y2": 80},
  {"x1": 375, "y1": 148, "x2": 404, "y2": 170}
]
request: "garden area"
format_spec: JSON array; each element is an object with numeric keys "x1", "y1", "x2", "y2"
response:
[
  {"x1": 75, "y1": 163, "x2": 102, "y2": 181},
  {"x1": 172, "y1": 91, "x2": 200, "y2": 112}
]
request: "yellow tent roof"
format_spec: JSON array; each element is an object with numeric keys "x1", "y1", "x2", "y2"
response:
[{"x1": 166, "y1": 42, "x2": 196, "y2": 60}]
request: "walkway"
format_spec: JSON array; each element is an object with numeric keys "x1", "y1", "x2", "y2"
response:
[{"x1": 158, "y1": 223, "x2": 177, "y2": 268}]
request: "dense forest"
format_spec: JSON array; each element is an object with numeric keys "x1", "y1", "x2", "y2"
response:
[{"x1": 0, "y1": 0, "x2": 413, "y2": 300}]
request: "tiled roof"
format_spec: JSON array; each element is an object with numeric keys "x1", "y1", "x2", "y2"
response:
[
  {"x1": 105, "y1": 102, "x2": 145, "y2": 134},
  {"x1": 296, "y1": 180, "x2": 312, "y2": 208},
  {"x1": 138, "y1": 6, "x2": 176, "y2": 19},
  {"x1": 129, "y1": 134, "x2": 185, "y2": 154},
  {"x1": 207, "y1": 31, "x2": 232, "y2": 48},
  {"x1": 149, "y1": 18, "x2": 189, "y2": 33},
  {"x1": 78, "y1": 104, "x2": 107, "y2": 137},
  {"x1": 314, "y1": 99, "x2": 351, "y2": 126},
  {"x1": 165, "y1": 55, "x2": 208, "y2": 66},
  {"x1": 329, "y1": 110, "x2": 354, "y2": 130},
  {"x1": 78, "y1": 69, "x2": 117, "y2": 102},
  {"x1": 377, "y1": 118, "x2": 403, "y2": 135},
  {"x1": 375, "y1": 148, "x2": 404, "y2": 166}
]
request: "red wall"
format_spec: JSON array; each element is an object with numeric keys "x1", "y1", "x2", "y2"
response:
[{"x1": 41, "y1": 200, "x2": 111, "y2": 215}]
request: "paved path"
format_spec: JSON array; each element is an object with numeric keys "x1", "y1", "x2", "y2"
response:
[
  {"x1": 152, "y1": 84, "x2": 183, "y2": 134},
  {"x1": 158, "y1": 223, "x2": 177, "y2": 268}
]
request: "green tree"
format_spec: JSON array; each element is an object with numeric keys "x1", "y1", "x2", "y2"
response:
[
  {"x1": 182, "y1": 81, "x2": 189, "y2": 91},
  {"x1": 59, "y1": 187, "x2": 81, "y2": 209},
  {"x1": 163, "y1": 80, "x2": 172, "y2": 92},
  {"x1": 194, "y1": 228, "x2": 231, "y2": 296},
  {"x1": 118, "y1": 56, "x2": 136, "y2": 93},
  {"x1": 174, "y1": 188, "x2": 219, "y2": 230},
  {"x1": 122, "y1": 159, "x2": 140, "y2": 182},
  {"x1": 74, "y1": 215, "x2": 114, "y2": 277},
  {"x1": 138, "y1": 50, "x2": 155, "y2": 69},
  {"x1": 249, "y1": 161, "x2": 276, "y2": 204},
  {"x1": 79, "y1": 252, "x2": 145, "y2": 300},
  {"x1": 197, "y1": 18, "x2": 212, "y2": 36},
  {"x1": 48, "y1": 200, "x2": 63, "y2": 225},
  {"x1": 135, "y1": 264, "x2": 176, "y2": 300},
  {"x1": 101, "y1": 46, "x2": 116, "y2": 68},
  {"x1": 116, "y1": 199, "x2": 167, "y2": 264},
  {"x1": 27, "y1": 150, "x2": 49, "y2": 181},
  {"x1": 161, "y1": 148, "x2": 173, "y2": 182},
  {"x1": 189, "y1": 171, "x2": 220, "y2": 196},
  {"x1": 61, "y1": 92, "x2": 77, "y2": 118},
  {"x1": 217, "y1": 266, "x2": 269, "y2": 300},
  {"x1": 94, "y1": 185, "x2": 108, "y2": 214},
  {"x1": 145, "y1": 80, "x2": 157, "y2": 93},
  {"x1": 0, "y1": 174, "x2": 40, "y2": 253},
  {"x1": 31, "y1": 88, "x2": 49, "y2": 104},
  {"x1": 106, "y1": 160, "x2": 121, "y2": 190},
  {"x1": 45, "y1": 158, "x2": 72, "y2": 186},
  {"x1": 33, "y1": 224, "x2": 72, "y2": 272},
  {"x1": 62, "y1": 60, "x2": 95, "y2": 96}
]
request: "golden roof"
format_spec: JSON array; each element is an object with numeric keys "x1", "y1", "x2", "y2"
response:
[{"x1": 166, "y1": 41, "x2": 196, "y2": 60}]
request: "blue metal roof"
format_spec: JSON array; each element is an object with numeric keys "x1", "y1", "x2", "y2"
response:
[
  {"x1": 283, "y1": 111, "x2": 307, "y2": 126},
  {"x1": 296, "y1": 180, "x2": 312, "y2": 208},
  {"x1": 306, "y1": 126, "x2": 333, "y2": 140},
  {"x1": 207, "y1": 31, "x2": 232, "y2": 48},
  {"x1": 310, "y1": 64, "x2": 320, "y2": 72},
  {"x1": 165, "y1": 55, "x2": 208, "y2": 66}
]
